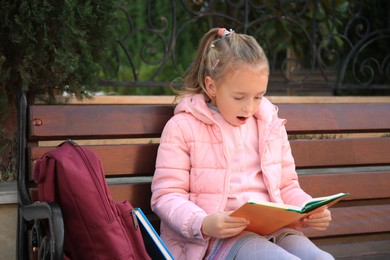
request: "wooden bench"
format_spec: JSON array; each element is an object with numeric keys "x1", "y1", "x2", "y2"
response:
[{"x1": 16, "y1": 92, "x2": 390, "y2": 259}]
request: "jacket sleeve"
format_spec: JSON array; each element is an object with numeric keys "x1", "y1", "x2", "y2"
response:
[
  {"x1": 151, "y1": 116, "x2": 207, "y2": 240},
  {"x1": 278, "y1": 124, "x2": 313, "y2": 206}
]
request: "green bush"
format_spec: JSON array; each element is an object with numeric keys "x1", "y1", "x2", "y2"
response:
[{"x1": 0, "y1": 0, "x2": 116, "y2": 181}]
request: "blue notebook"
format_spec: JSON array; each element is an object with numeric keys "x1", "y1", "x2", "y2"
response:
[{"x1": 132, "y1": 208, "x2": 174, "y2": 260}]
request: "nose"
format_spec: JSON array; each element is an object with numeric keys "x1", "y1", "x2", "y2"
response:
[{"x1": 242, "y1": 100, "x2": 253, "y2": 113}]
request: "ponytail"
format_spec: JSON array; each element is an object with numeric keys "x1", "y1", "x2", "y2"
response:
[{"x1": 174, "y1": 28, "x2": 269, "y2": 102}]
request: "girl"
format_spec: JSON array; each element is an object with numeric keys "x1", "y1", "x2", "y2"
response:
[{"x1": 151, "y1": 28, "x2": 334, "y2": 260}]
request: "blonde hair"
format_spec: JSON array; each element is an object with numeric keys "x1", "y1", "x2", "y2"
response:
[{"x1": 174, "y1": 28, "x2": 269, "y2": 102}]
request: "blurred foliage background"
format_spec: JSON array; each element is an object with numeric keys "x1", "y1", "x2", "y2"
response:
[{"x1": 99, "y1": 0, "x2": 390, "y2": 96}]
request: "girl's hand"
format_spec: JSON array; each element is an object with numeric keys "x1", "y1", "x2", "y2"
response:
[
  {"x1": 201, "y1": 212, "x2": 249, "y2": 239},
  {"x1": 301, "y1": 208, "x2": 332, "y2": 231}
]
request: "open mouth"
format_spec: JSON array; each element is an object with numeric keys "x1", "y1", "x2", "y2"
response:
[{"x1": 237, "y1": 116, "x2": 248, "y2": 122}]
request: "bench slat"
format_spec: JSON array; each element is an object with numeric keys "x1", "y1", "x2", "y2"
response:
[
  {"x1": 29, "y1": 105, "x2": 174, "y2": 140},
  {"x1": 105, "y1": 172, "x2": 390, "y2": 203},
  {"x1": 29, "y1": 104, "x2": 390, "y2": 141},
  {"x1": 104, "y1": 172, "x2": 389, "y2": 206},
  {"x1": 299, "y1": 171, "x2": 390, "y2": 200},
  {"x1": 278, "y1": 103, "x2": 390, "y2": 134},
  {"x1": 303, "y1": 204, "x2": 390, "y2": 238},
  {"x1": 317, "y1": 240, "x2": 390, "y2": 260},
  {"x1": 105, "y1": 171, "x2": 390, "y2": 213},
  {"x1": 30, "y1": 137, "x2": 390, "y2": 180},
  {"x1": 30, "y1": 144, "x2": 159, "y2": 178},
  {"x1": 291, "y1": 138, "x2": 390, "y2": 168},
  {"x1": 109, "y1": 183, "x2": 153, "y2": 213}
]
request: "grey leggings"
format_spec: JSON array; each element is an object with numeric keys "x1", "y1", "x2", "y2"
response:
[{"x1": 234, "y1": 234, "x2": 334, "y2": 260}]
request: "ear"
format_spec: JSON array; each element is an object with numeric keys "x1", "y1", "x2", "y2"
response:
[{"x1": 205, "y1": 76, "x2": 217, "y2": 98}]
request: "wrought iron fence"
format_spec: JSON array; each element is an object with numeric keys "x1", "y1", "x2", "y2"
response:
[{"x1": 99, "y1": 0, "x2": 390, "y2": 95}]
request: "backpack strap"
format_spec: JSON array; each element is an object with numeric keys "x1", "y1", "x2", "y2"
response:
[{"x1": 34, "y1": 156, "x2": 56, "y2": 202}]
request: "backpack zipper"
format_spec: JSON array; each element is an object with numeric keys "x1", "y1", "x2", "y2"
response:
[
  {"x1": 131, "y1": 209, "x2": 139, "y2": 230},
  {"x1": 69, "y1": 142, "x2": 114, "y2": 222}
]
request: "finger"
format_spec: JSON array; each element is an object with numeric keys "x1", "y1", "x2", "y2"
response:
[
  {"x1": 221, "y1": 217, "x2": 249, "y2": 233},
  {"x1": 308, "y1": 213, "x2": 332, "y2": 221},
  {"x1": 306, "y1": 216, "x2": 331, "y2": 223},
  {"x1": 311, "y1": 208, "x2": 331, "y2": 217},
  {"x1": 306, "y1": 218, "x2": 331, "y2": 228},
  {"x1": 223, "y1": 220, "x2": 249, "y2": 230},
  {"x1": 309, "y1": 223, "x2": 330, "y2": 231},
  {"x1": 219, "y1": 225, "x2": 247, "y2": 239},
  {"x1": 225, "y1": 216, "x2": 250, "y2": 224},
  {"x1": 307, "y1": 213, "x2": 331, "y2": 222}
]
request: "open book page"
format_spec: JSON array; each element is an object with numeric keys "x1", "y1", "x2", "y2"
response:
[
  {"x1": 230, "y1": 192, "x2": 348, "y2": 235},
  {"x1": 246, "y1": 192, "x2": 348, "y2": 213},
  {"x1": 298, "y1": 192, "x2": 348, "y2": 213}
]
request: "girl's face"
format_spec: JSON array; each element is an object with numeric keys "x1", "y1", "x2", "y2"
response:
[{"x1": 205, "y1": 66, "x2": 268, "y2": 127}]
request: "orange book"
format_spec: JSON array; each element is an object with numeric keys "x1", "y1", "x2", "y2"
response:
[{"x1": 230, "y1": 192, "x2": 348, "y2": 235}]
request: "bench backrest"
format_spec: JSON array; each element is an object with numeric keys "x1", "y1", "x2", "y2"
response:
[{"x1": 19, "y1": 95, "x2": 390, "y2": 242}]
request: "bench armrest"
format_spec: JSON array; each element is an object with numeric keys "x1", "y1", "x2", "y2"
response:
[{"x1": 21, "y1": 202, "x2": 64, "y2": 259}]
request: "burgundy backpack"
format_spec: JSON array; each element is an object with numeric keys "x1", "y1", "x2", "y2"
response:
[{"x1": 33, "y1": 140, "x2": 151, "y2": 260}]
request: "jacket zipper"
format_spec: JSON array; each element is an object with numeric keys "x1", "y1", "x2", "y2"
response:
[
  {"x1": 69, "y1": 141, "x2": 114, "y2": 222},
  {"x1": 259, "y1": 120, "x2": 281, "y2": 203},
  {"x1": 215, "y1": 122, "x2": 231, "y2": 213}
]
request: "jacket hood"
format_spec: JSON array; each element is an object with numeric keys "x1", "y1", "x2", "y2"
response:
[{"x1": 174, "y1": 94, "x2": 280, "y2": 125}]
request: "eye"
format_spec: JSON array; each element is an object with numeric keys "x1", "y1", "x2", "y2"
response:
[
  {"x1": 234, "y1": 96, "x2": 244, "y2": 100},
  {"x1": 254, "y1": 96, "x2": 263, "y2": 100}
]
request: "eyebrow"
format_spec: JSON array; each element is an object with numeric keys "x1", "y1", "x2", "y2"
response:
[{"x1": 234, "y1": 90, "x2": 266, "y2": 96}]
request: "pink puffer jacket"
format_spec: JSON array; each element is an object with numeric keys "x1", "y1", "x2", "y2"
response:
[{"x1": 151, "y1": 94, "x2": 312, "y2": 259}]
